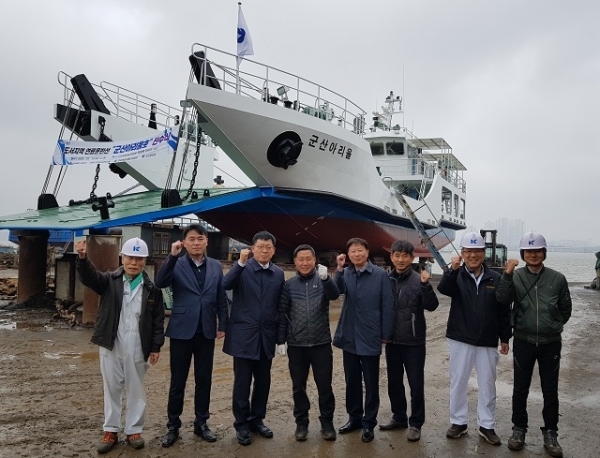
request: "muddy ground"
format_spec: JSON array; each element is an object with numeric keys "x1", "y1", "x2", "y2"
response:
[{"x1": 0, "y1": 273, "x2": 599, "y2": 458}]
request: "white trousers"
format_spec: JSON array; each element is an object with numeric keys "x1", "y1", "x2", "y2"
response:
[
  {"x1": 447, "y1": 338, "x2": 499, "y2": 429},
  {"x1": 99, "y1": 346, "x2": 148, "y2": 434}
]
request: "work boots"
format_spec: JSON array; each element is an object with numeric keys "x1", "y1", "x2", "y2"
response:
[
  {"x1": 507, "y1": 426, "x2": 526, "y2": 451},
  {"x1": 542, "y1": 430, "x2": 563, "y2": 458},
  {"x1": 320, "y1": 419, "x2": 337, "y2": 441}
]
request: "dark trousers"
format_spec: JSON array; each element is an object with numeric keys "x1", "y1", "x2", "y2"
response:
[
  {"x1": 385, "y1": 343, "x2": 426, "y2": 428},
  {"x1": 232, "y1": 355, "x2": 272, "y2": 431},
  {"x1": 167, "y1": 334, "x2": 215, "y2": 428},
  {"x1": 288, "y1": 343, "x2": 335, "y2": 426},
  {"x1": 512, "y1": 338, "x2": 562, "y2": 431},
  {"x1": 342, "y1": 350, "x2": 380, "y2": 429}
]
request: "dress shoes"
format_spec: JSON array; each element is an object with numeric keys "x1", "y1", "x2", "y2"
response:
[
  {"x1": 361, "y1": 428, "x2": 375, "y2": 442},
  {"x1": 338, "y1": 420, "x2": 362, "y2": 434},
  {"x1": 236, "y1": 429, "x2": 252, "y2": 446},
  {"x1": 161, "y1": 427, "x2": 179, "y2": 447},
  {"x1": 194, "y1": 423, "x2": 217, "y2": 442},
  {"x1": 379, "y1": 418, "x2": 409, "y2": 430},
  {"x1": 250, "y1": 422, "x2": 274, "y2": 438}
]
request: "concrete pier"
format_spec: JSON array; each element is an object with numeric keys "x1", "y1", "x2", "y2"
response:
[{"x1": 14, "y1": 230, "x2": 49, "y2": 303}]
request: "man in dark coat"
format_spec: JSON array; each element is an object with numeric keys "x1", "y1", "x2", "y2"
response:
[
  {"x1": 380, "y1": 240, "x2": 439, "y2": 442},
  {"x1": 333, "y1": 237, "x2": 394, "y2": 443},
  {"x1": 76, "y1": 237, "x2": 164, "y2": 454},
  {"x1": 223, "y1": 231, "x2": 285, "y2": 446},
  {"x1": 277, "y1": 244, "x2": 340, "y2": 441},
  {"x1": 155, "y1": 224, "x2": 228, "y2": 447}
]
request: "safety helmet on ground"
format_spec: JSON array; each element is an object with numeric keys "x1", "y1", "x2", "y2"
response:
[
  {"x1": 459, "y1": 232, "x2": 485, "y2": 249},
  {"x1": 121, "y1": 237, "x2": 149, "y2": 257},
  {"x1": 519, "y1": 231, "x2": 547, "y2": 250}
]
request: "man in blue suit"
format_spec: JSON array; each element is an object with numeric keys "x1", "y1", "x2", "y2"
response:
[
  {"x1": 155, "y1": 224, "x2": 229, "y2": 447},
  {"x1": 223, "y1": 231, "x2": 285, "y2": 446}
]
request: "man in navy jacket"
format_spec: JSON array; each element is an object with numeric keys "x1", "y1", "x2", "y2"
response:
[
  {"x1": 223, "y1": 231, "x2": 285, "y2": 446},
  {"x1": 333, "y1": 237, "x2": 394, "y2": 443},
  {"x1": 156, "y1": 224, "x2": 228, "y2": 447}
]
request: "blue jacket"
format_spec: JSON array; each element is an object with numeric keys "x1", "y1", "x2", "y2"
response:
[
  {"x1": 332, "y1": 261, "x2": 394, "y2": 356},
  {"x1": 438, "y1": 265, "x2": 511, "y2": 347},
  {"x1": 222, "y1": 258, "x2": 285, "y2": 360},
  {"x1": 155, "y1": 254, "x2": 228, "y2": 340}
]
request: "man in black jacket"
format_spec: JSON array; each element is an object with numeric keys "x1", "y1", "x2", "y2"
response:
[
  {"x1": 76, "y1": 237, "x2": 164, "y2": 454},
  {"x1": 277, "y1": 244, "x2": 340, "y2": 442},
  {"x1": 438, "y1": 232, "x2": 511, "y2": 446},
  {"x1": 379, "y1": 240, "x2": 439, "y2": 442}
]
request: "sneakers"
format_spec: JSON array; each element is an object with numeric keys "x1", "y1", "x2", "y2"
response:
[
  {"x1": 478, "y1": 427, "x2": 501, "y2": 445},
  {"x1": 96, "y1": 432, "x2": 118, "y2": 454},
  {"x1": 320, "y1": 419, "x2": 337, "y2": 441},
  {"x1": 295, "y1": 425, "x2": 308, "y2": 441},
  {"x1": 507, "y1": 426, "x2": 526, "y2": 451},
  {"x1": 446, "y1": 424, "x2": 468, "y2": 438},
  {"x1": 543, "y1": 430, "x2": 563, "y2": 458},
  {"x1": 407, "y1": 426, "x2": 421, "y2": 442}
]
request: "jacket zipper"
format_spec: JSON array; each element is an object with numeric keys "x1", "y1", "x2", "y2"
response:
[{"x1": 535, "y1": 283, "x2": 539, "y2": 346}]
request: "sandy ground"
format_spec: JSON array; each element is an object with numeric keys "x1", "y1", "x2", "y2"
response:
[{"x1": 0, "y1": 277, "x2": 599, "y2": 458}]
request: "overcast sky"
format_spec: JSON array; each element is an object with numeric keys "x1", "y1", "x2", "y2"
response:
[{"x1": 0, "y1": 0, "x2": 598, "y2": 244}]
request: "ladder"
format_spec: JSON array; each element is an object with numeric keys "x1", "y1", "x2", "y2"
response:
[{"x1": 393, "y1": 189, "x2": 451, "y2": 272}]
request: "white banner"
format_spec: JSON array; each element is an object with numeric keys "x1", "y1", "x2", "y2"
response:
[{"x1": 51, "y1": 126, "x2": 179, "y2": 166}]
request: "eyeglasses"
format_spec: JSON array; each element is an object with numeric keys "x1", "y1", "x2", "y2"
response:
[
  {"x1": 462, "y1": 249, "x2": 484, "y2": 255},
  {"x1": 254, "y1": 245, "x2": 274, "y2": 252}
]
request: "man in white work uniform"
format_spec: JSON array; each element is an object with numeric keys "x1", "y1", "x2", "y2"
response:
[{"x1": 76, "y1": 237, "x2": 165, "y2": 453}]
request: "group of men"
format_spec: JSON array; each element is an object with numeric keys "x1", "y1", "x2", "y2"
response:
[{"x1": 75, "y1": 225, "x2": 571, "y2": 458}]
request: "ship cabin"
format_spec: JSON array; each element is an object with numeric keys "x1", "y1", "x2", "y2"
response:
[{"x1": 365, "y1": 129, "x2": 467, "y2": 226}]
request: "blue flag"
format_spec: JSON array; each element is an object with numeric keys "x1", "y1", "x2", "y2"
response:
[{"x1": 237, "y1": 5, "x2": 253, "y2": 58}]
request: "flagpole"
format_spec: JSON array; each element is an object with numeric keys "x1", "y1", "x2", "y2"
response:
[{"x1": 236, "y1": 2, "x2": 242, "y2": 95}]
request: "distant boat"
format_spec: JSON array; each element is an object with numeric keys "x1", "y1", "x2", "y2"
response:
[{"x1": 0, "y1": 43, "x2": 467, "y2": 263}]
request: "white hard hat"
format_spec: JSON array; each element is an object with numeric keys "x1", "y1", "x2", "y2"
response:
[
  {"x1": 121, "y1": 237, "x2": 149, "y2": 257},
  {"x1": 519, "y1": 231, "x2": 547, "y2": 250},
  {"x1": 459, "y1": 231, "x2": 485, "y2": 249}
]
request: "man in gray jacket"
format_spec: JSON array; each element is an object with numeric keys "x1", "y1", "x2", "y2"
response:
[
  {"x1": 277, "y1": 244, "x2": 340, "y2": 442},
  {"x1": 496, "y1": 231, "x2": 571, "y2": 458}
]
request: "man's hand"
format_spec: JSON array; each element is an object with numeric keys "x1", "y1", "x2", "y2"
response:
[
  {"x1": 75, "y1": 240, "x2": 86, "y2": 259},
  {"x1": 217, "y1": 331, "x2": 225, "y2": 339},
  {"x1": 420, "y1": 268, "x2": 431, "y2": 283},
  {"x1": 171, "y1": 241, "x2": 183, "y2": 257},
  {"x1": 149, "y1": 352, "x2": 160, "y2": 366},
  {"x1": 505, "y1": 259, "x2": 519, "y2": 275},
  {"x1": 318, "y1": 264, "x2": 329, "y2": 280},
  {"x1": 500, "y1": 343, "x2": 510, "y2": 355},
  {"x1": 336, "y1": 253, "x2": 346, "y2": 271},
  {"x1": 239, "y1": 248, "x2": 251, "y2": 264},
  {"x1": 450, "y1": 256, "x2": 462, "y2": 271},
  {"x1": 277, "y1": 344, "x2": 287, "y2": 357}
]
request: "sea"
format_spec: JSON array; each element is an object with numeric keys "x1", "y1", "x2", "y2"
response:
[{"x1": 431, "y1": 251, "x2": 597, "y2": 284}]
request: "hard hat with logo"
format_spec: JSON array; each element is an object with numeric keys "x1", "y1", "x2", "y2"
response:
[
  {"x1": 459, "y1": 232, "x2": 485, "y2": 249},
  {"x1": 121, "y1": 237, "x2": 149, "y2": 257},
  {"x1": 519, "y1": 231, "x2": 547, "y2": 261},
  {"x1": 519, "y1": 231, "x2": 547, "y2": 250}
]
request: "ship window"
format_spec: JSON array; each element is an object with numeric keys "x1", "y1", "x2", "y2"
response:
[
  {"x1": 460, "y1": 199, "x2": 466, "y2": 219},
  {"x1": 441, "y1": 187, "x2": 452, "y2": 214},
  {"x1": 152, "y1": 232, "x2": 171, "y2": 256},
  {"x1": 370, "y1": 143, "x2": 384, "y2": 156},
  {"x1": 454, "y1": 194, "x2": 459, "y2": 217},
  {"x1": 386, "y1": 142, "x2": 404, "y2": 155}
]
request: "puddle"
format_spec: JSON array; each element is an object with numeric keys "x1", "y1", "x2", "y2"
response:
[
  {"x1": 0, "y1": 321, "x2": 16, "y2": 330},
  {"x1": 43, "y1": 351, "x2": 83, "y2": 360},
  {"x1": 0, "y1": 354, "x2": 15, "y2": 361}
]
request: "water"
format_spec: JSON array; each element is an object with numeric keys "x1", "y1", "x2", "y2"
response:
[{"x1": 432, "y1": 251, "x2": 596, "y2": 284}]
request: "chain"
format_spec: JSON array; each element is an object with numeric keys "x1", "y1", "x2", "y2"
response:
[
  {"x1": 89, "y1": 164, "x2": 101, "y2": 201},
  {"x1": 182, "y1": 124, "x2": 201, "y2": 202}
]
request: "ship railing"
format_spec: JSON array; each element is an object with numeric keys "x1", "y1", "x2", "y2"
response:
[{"x1": 190, "y1": 43, "x2": 368, "y2": 135}]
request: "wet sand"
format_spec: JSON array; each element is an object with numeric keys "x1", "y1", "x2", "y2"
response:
[{"x1": 0, "y1": 279, "x2": 599, "y2": 458}]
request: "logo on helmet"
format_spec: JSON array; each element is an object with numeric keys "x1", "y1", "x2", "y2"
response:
[
  {"x1": 133, "y1": 246, "x2": 140, "y2": 252},
  {"x1": 470, "y1": 238, "x2": 477, "y2": 244},
  {"x1": 528, "y1": 240, "x2": 534, "y2": 246}
]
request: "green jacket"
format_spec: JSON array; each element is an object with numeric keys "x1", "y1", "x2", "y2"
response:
[{"x1": 496, "y1": 266, "x2": 571, "y2": 345}]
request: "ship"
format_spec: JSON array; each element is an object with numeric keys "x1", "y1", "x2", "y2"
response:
[{"x1": 0, "y1": 43, "x2": 467, "y2": 264}]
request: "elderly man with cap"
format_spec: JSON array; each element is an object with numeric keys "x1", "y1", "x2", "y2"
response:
[
  {"x1": 76, "y1": 237, "x2": 165, "y2": 453},
  {"x1": 437, "y1": 232, "x2": 511, "y2": 446},
  {"x1": 496, "y1": 232, "x2": 571, "y2": 457}
]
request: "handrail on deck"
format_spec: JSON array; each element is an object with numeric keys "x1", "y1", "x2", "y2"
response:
[{"x1": 189, "y1": 43, "x2": 367, "y2": 135}]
